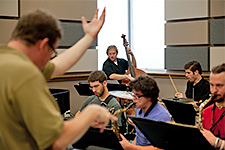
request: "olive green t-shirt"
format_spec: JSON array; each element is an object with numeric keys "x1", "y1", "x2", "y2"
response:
[{"x1": 0, "y1": 45, "x2": 63, "y2": 150}]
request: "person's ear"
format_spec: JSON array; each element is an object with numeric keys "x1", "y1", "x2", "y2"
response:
[
  {"x1": 39, "y1": 37, "x2": 49, "y2": 51},
  {"x1": 103, "y1": 80, "x2": 107, "y2": 86},
  {"x1": 194, "y1": 70, "x2": 199, "y2": 75}
]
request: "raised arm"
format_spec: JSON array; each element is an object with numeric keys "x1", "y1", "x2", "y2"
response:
[{"x1": 51, "y1": 8, "x2": 106, "y2": 77}]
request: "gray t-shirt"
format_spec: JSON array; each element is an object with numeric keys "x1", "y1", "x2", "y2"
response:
[{"x1": 79, "y1": 95, "x2": 122, "y2": 127}]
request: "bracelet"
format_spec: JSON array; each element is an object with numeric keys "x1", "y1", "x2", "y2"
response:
[
  {"x1": 220, "y1": 140, "x2": 225, "y2": 150},
  {"x1": 214, "y1": 138, "x2": 220, "y2": 148}
]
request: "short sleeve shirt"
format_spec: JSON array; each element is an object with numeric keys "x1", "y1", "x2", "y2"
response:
[
  {"x1": 135, "y1": 103, "x2": 171, "y2": 146},
  {"x1": 0, "y1": 45, "x2": 63, "y2": 150},
  {"x1": 79, "y1": 95, "x2": 122, "y2": 126},
  {"x1": 102, "y1": 58, "x2": 128, "y2": 80}
]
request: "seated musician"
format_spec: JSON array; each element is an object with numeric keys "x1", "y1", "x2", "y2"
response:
[
  {"x1": 176, "y1": 60, "x2": 211, "y2": 107},
  {"x1": 119, "y1": 75, "x2": 171, "y2": 150},
  {"x1": 200, "y1": 63, "x2": 225, "y2": 150},
  {"x1": 102, "y1": 45, "x2": 136, "y2": 83},
  {"x1": 76, "y1": 70, "x2": 122, "y2": 128}
]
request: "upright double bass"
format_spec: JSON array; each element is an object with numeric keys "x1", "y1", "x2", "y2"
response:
[{"x1": 121, "y1": 34, "x2": 146, "y2": 84}]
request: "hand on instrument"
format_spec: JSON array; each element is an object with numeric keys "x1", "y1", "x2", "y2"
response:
[
  {"x1": 186, "y1": 101, "x2": 198, "y2": 108},
  {"x1": 127, "y1": 117, "x2": 135, "y2": 126},
  {"x1": 125, "y1": 75, "x2": 135, "y2": 81},
  {"x1": 119, "y1": 134, "x2": 131, "y2": 150},
  {"x1": 175, "y1": 92, "x2": 184, "y2": 98},
  {"x1": 126, "y1": 47, "x2": 133, "y2": 55},
  {"x1": 200, "y1": 129, "x2": 218, "y2": 146},
  {"x1": 81, "y1": 8, "x2": 105, "y2": 39},
  {"x1": 193, "y1": 100, "x2": 202, "y2": 108}
]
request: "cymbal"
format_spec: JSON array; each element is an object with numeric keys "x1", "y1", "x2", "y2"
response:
[
  {"x1": 109, "y1": 91, "x2": 133, "y2": 100},
  {"x1": 171, "y1": 98, "x2": 194, "y2": 103}
]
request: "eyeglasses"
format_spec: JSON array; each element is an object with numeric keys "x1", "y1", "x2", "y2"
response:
[
  {"x1": 89, "y1": 84, "x2": 100, "y2": 90},
  {"x1": 130, "y1": 92, "x2": 145, "y2": 99},
  {"x1": 48, "y1": 42, "x2": 58, "y2": 59}
]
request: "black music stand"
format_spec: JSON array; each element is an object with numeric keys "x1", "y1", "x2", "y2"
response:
[
  {"x1": 49, "y1": 89, "x2": 70, "y2": 114},
  {"x1": 74, "y1": 81, "x2": 129, "y2": 96},
  {"x1": 162, "y1": 98, "x2": 196, "y2": 125},
  {"x1": 129, "y1": 116, "x2": 214, "y2": 150},
  {"x1": 74, "y1": 82, "x2": 94, "y2": 96},
  {"x1": 72, "y1": 127, "x2": 123, "y2": 150}
]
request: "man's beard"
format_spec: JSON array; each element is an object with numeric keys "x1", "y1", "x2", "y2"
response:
[
  {"x1": 213, "y1": 94, "x2": 225, "y2": 103},
  {"x1": 98, "y1": 87, "x2": 105, "y2": 97}
]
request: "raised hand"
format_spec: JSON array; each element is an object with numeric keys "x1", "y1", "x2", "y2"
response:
[{"x1": 81, "y1": 8, "x2": 106, "y2": 39}]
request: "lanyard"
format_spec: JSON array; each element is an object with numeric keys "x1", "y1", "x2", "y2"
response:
[{"x1": 210, "y1": 104, "x2": 225, "y2": 136}]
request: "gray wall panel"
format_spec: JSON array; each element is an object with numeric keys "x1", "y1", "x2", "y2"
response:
[
  {"x1": 165, "y1": 0, "x2": 208, "y2": 21},
  {"x1": 20, "y1": 0, "x2": 97, "y2": 20},
  {"x1": 165, "y1": 47, "x2": 209, "y2": 71},
  {"x1": 210, "y1": 19, "x2": 225, "y2": 44},
  {"x1": 0, "y1": 0, "x2": 19, "y2": 17},
  {"x1": 165, "y1": 20, "x2": 209, "y2": 45},
  {"x1": 0, "y1": 19, "x2": 18, "y2": 44},
  {"x1": 59, "y1": 21, "x2": 97, "y2": 48},
  {"x1": 56, "y1": 49, "x2": 98, "y2": 73},
  {"x1": 211, "y1": 0, "x2": 225, "y2": 17},
  {"x1": 210, "y1": 47, "x2": 225, "y2": 70}
]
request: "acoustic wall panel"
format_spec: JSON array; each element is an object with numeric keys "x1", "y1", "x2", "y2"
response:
[
  {"x1": 0, "y1": 19, "x2": 18, "y2": 44},
  {"x1": 165, "y1": 0, "x2": 208, "y2": 21},
  {"x1": 210, "y1": 47, "x2": 225, "y2": 70},
  {"x1": 56, "y1": 49, "x2": 98, "y2": 73},
  {"x1": 0, "y1": 0, "x2": 19, "y2": 17},
  {"x1": 211, "y1": 0, "x2": 225, "y2": 17},
  {"x1": 58, "y1": 21, "x2": 97, "y2": 48},
  {"x1": 165, "y1": 47, "x2": 209, "y2": 71},
  {"x1": 20, "y1": 0, "x2": 97, "y2": 20},
  {"x1": 165, "y1": 20, "x2": 209, "y2": 45},
  {"x1": 210, "y1": 19, "x2": 225, "y2": 45}
]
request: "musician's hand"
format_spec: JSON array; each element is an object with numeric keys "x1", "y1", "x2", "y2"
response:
[
  {"x1": 175, "y1": 92, "x2": 184, "y2": 98},
  {"x1": 126, "y1": 47, "x2": 133, "y2": 55},
  {"x1": 119, "y1": 134, "x2": 132, "y2": 150},
  {"x1": 191, "y1": 101, "x2": 201, "y2": 108},
  {"x1": 126, "y1": 75, "x2": 135, "y2": 81},
  {"x1": 127, "y1": 117, "x2": 135, "y2": 126},
  {"x1": 200, "y1": 129, "x2": 217, "y2": 146}
]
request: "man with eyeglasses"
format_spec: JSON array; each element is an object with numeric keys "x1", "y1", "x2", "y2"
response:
[
  {"x1": 76, "y1": 70, "x2": 122, "y2": 128},
  {"x1": 119, "y1": 75, "x2": 171, "y2": 150},
  {"x1": 0, "y1": 8, "x2": 118, "y2": 150}
]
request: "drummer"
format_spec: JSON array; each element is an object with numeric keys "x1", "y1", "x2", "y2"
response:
[
  {"x1": 175, "y1": 61, "x2": 211, "y2": 107},
  {"x1": 75, "y1": 70, "x2": 122, "y2": 128}
]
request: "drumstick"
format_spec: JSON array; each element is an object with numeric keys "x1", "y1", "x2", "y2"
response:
[{"x1": 169, "y1": 75, "x2": 178, "y2": 93}]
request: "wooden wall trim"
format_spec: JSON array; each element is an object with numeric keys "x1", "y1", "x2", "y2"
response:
[{"x1": 48, "y1": 71, "x2": 210, "y2": 82}]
